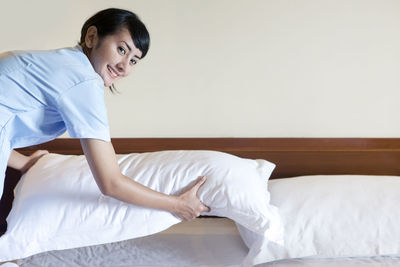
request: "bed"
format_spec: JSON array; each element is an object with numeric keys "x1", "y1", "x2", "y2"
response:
[{"x1": 1, "y1": 137, "x2": 400, "y2": 267}]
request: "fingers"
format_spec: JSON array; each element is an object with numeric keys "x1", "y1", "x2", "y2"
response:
[
  {"x1": 175, "y1": 203, "x2": 210, "y2": 221},
  {"x1": 191, "y1": 176, "x2": 207, "y2": 192},
  {"x1": 21, "y1": 150, "x2": 49, "y2": 174},
  {"x1": 32, "y1": 150, "x2": 49, "y2": 158},
  {"x1": 193, "y1": 176, "x2": 211, "y2": 213},
  {"x1": 202, "y1": 204, "x2": 211, "y2": 213},
  {"x1": 196, "y1": 175, "x2": 207, "y2": 186},
  {"x1": 175, "y1": 175, "x2": 211, "y2": 221}
]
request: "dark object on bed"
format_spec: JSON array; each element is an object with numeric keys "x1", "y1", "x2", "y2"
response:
[
  {"x1": 0, "y1": 168, "x2": 21, "y2": 235},
  {"x1": 1, "y1": 138, "x2": 400, "y2": 236}
]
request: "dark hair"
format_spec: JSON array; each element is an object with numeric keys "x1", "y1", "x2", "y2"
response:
[
  {"x1": 80, "y1": 8, "x2": 150, "y2": 92},
  {"x1": 80, "y1": 8, "x2": 150, "y2": 58}
]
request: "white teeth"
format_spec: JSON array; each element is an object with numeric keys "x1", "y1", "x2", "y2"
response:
[{"x1": 108, "y1": 66, "x2": 118, "y2": 78}]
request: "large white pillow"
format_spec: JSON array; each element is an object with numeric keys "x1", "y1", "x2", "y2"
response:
[
  {"x1": 237, "y1": 175, "x2": 400, "y2": 266},
  {"x1": 0, "y1": 150, "x2": 282, "y2": 261}
]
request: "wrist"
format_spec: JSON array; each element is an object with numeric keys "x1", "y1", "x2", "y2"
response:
[{"x1": 167, "y1": 195, "x2": 182, "y2": 214}]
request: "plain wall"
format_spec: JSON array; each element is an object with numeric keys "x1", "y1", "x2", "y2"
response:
[{"x1": 1, "y1": 0, "x2": 400, "y2": 137}]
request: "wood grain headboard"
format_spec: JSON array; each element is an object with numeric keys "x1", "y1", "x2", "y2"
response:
[
  {"x1": 13, "y1": 138, "x2": 400, "y2": 178},
  {"x1": 1, "y1": 138, "x2": 400, "y2": 234}
]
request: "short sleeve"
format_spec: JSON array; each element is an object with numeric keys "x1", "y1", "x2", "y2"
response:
[{"x1": 56, "y1": 80, "x2": 110, "y2": 142}]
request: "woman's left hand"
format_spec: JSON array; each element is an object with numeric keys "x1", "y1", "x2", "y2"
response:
[{"x1": 172, "y1": 176, "x2": 211, "y2": 221}]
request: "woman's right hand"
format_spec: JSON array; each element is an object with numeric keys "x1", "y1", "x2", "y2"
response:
[
  {"x1": 8, "y1": 149, "x2": 49, "y2": 174},
  {"x1": 20, "y1": 150, "x2": 49, "y2": 174},
  {"x1": 172, "y1": 176, "x2": 211, "y2": 221}
]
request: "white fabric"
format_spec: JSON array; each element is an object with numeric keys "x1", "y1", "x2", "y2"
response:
[
  {"x1": 0, "y1": 264, "x2": 19, "y2": 267},
  {"x1": 20, "y1": 218, "x2": 248, "y2": 267},
  {"x1": 16, "y1": 217, "x2": 400, "y2": 267},
  {"x1": 237, "y1": 175, "x2": 400, "y2": 266},
  {"x1": 0, "y1": 150, "x2": 281, "y2": 261}
]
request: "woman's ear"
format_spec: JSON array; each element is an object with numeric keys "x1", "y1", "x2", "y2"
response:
[{"x1": 85, "y1": 26, "x2": 99, "y2": 49}]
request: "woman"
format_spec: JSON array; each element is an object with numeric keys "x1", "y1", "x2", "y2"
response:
[{"x1": 0, "y1": 8, "x2": 209, "y2": 221}]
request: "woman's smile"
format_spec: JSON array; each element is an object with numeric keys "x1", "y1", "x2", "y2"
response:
[
  {"x1": 107, "y1": 65, "x2": 119, "y2": 79},
  {"x1": 86, "y1": 27, "x2": 142, "y2": 87}
]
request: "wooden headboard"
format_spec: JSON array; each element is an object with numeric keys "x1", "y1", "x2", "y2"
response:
[{"x1": 1, "y1": 138, "x2": 400, "y2": 234}]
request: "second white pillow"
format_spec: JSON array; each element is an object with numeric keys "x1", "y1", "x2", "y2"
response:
[{"x1": 238, "y1": 175, "x2": 400, "y2": 266}]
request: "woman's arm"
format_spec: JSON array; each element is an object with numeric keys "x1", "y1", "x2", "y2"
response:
[
  {"x1": 7, "y1": 150, "x2": 49, "y2": 173},
  {"x1": 80, "y1": 138, "x2": 210, "y2": 221}
]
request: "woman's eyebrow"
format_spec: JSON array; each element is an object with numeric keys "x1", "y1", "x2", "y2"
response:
[
  {"x1": 123, "y1": 41, "x2": 142, "y2": 59},
  {"x1": 123, "y1": 41, "x2": 132, "y2": 51}
]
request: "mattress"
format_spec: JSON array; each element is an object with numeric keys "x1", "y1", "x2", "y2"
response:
[{"x1": 13, "y1": 217, "x2": 400, "y2": 267}]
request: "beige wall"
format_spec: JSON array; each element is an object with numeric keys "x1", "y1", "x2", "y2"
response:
[{"x1": 2, "y1": 0, "x2": 400, "y2": 137}]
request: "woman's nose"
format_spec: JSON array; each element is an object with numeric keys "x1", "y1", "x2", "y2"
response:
[
  {"x1": 116, "y1": 59, "x2": 130, "y2": 76},
  {"x1": 116, "y1": 62, "x2": 126, "y2": 75}
]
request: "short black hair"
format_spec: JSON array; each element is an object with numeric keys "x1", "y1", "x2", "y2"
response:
[{"x1": 80, "y1": 8, "x2": 150, "y2": 58}]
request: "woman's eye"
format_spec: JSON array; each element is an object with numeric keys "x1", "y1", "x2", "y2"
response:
[
  {"x1": 130, "y1": 59, "x2": 137, "y2": 65},
  {"x1": 118, "y1": 47, "x2": 126, "y2": 55}
]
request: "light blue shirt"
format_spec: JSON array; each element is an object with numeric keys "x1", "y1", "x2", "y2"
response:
[
  {"x1": 0, "y1": 45, "x2": 110, "y2": 151},
  {"x1": 0, "y1": 45, "x2": 110, "y2": 198}
]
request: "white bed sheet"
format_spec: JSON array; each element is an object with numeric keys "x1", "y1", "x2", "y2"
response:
[
  {"x1": 19, "y1": 218, "x2": 247, "y2": 267},
  {"x1": 15, "y1": 218, "x2": 400, "y2": 267}
]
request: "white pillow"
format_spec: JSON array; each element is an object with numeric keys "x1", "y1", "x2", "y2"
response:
[
  {"x1": 0, "y1": 150, "x2": 282, "y2": 261},
  {"x1": 237, "y1": 175, "x2": 400, "y2": 266}
]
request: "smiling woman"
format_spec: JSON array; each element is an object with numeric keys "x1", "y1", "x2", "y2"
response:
[
  {"x1": 0, "y1": 8, "x2": 209, "y2": 226},
  {"x1": 84, "y1": 27, "x2": 143, "y2": 87},
  {"x1": 78, "y1": 8, "x2": 148, "y2": 88}
]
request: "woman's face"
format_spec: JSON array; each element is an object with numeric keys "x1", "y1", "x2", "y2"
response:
[{"x1": 86, "y1": 26, "x2": 143, "y2": 87}]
